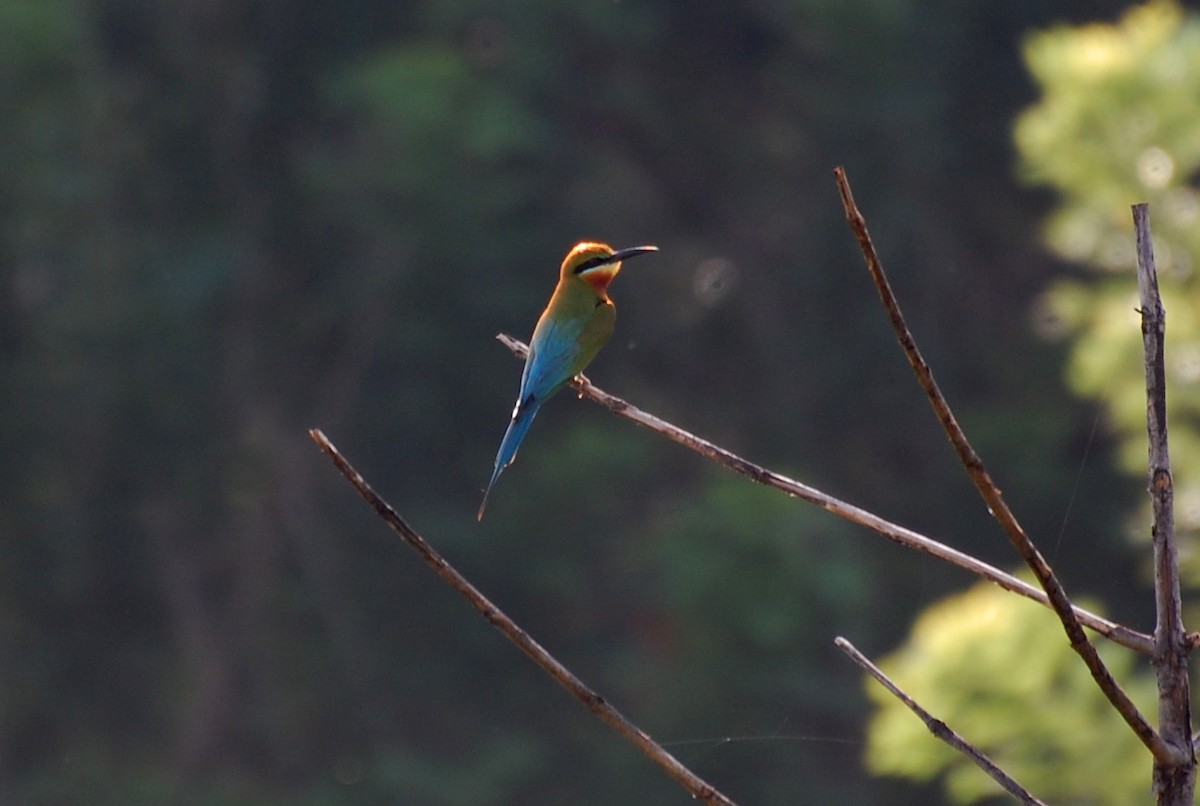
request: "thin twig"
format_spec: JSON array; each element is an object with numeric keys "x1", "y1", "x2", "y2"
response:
[
  {"x1": 495, "y1": 333, "x2": 1152, "y2": 654},
  {"x1": 1133, "y1": 203, "x2": 1196, "y2": 800},
  {"x1": 308, "y1": 429, "x2": 737, "y2": 806},
  {"x1": 833, "y1": 166, "x2": 1178, "y2": 765},
  {"x1": 835, "y1": 637, "x2": 1048, "y2": 806}
]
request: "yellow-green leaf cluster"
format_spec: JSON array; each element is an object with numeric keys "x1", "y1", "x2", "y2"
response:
[
  {"x1": 1017, "y1": 2, "x2": 1200, "y2": 575},
  {"x1": 865, "y1": 584, "x2": 1155, "y2": 805}
]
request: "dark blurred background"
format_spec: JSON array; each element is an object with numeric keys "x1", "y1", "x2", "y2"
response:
[{"x1": 0, "y1": 1, "x2": 1158, "y2": 803}]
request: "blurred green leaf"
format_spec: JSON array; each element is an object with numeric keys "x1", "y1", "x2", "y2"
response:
[{"x1": 866, "y1": 584, "x2": 1155, "y2": 805}]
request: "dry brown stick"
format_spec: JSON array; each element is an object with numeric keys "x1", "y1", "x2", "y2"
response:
[
  {"x1": 1133, "y1": 203, "x2": 1196, "y2": 800},
  {"x1": 835, "y1": 637, "x2": 1048, "y2": 806},
  {"x1": 308, "y1": 429, "x2": 737, "y2": 806},
  {"x1": 833, "y1": 166, "x2": 1179, "y2": 765},
  {"x1": 495, "y1": 333, "x2": 1152, "y2": 654}
]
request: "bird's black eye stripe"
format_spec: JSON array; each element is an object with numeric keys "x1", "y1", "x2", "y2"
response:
[{"x1": 573, "y1": 255, "x2": 612, "y2": 274}]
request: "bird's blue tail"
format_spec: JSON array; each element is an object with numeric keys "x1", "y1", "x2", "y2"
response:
[{"x1": 477, "y1": 399, "x2": 542, "y2": 521}]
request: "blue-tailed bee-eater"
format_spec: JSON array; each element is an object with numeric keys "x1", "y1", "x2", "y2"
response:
[{"x1": 478, "y1": 241, "x2": 658, "y2": 520}]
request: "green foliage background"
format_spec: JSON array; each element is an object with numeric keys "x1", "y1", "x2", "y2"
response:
[
  {"x1": 0, "y1": 0, "x2": 1167, "y2": 803},
  {"x1": 1019, "y1": 1, "x2": 1200, "y2": 566}
]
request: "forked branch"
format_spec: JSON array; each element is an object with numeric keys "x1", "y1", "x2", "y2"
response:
[{"x1": 833, "y1": 167, "x2": 1178, "y2": 765}]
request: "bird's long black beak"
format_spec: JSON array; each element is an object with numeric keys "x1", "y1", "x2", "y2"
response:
[{"x1": 609, "y1": 245, "x2": 659, "y2": 264}]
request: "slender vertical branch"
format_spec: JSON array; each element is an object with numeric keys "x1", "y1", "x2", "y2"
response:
[
  {"x1": 1133, "y1": 203, "x2": 1196, "y2": 803},
  {"x1": 308, "y1": 429, "x2": 736, "y2": 806},
  {"x1": 833, "y1": 166, "x2": 1180, "y2": 765},
  {"x1": 835, "y1": 638, "x2": 1048, "y2": 806}
]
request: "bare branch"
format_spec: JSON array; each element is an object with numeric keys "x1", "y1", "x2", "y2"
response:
[
  {"x1": 308, "y1": 429, "x2": 737, "y2": 806},
  {"x1": 833, "y1": 166, "x2": 1178, "y2": 765},
  {"x1": 1133, "y1": 203, "x2": 1196, "y2": 800},
  {"x1": 835, "y1": 637, "x2": 1048, "y2": 806},
  {"x1": 495, "y1": 333, "x2": 1151, "y2": 654}
]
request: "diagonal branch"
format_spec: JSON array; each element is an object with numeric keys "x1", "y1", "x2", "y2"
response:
[
  {"x1": 308, "y1": 429, "x2": 737, "y2": 806},
  {"x1": 495, "y1": 333, "x2": 1151, "y2": 654},
  {"x1": 833, "y1": 166, "x2": 1179, "y2": 765},
  {"x1": 1133, "y1": 203, "x2": 1195, "y2": 798},
  {"x1": 835, "y1": 637, "x2": 1048, "y2": 806}
]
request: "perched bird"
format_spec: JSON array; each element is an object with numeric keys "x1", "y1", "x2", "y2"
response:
[{"x1": 478, "y1": 241, "x2": 659, "y2": 520}]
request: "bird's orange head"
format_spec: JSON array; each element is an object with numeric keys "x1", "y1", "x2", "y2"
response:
[{"x1": 561, "y1": 242, "x2": 659, "y2": 296}]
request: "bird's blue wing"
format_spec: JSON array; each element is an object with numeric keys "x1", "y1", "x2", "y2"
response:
[{"x1": 518, "y1": 316, "x2": 585, "y2": 409}]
